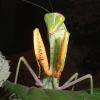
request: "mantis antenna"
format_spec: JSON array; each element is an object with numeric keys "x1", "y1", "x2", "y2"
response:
[
  {"x1": 48, "y1": 0, "x2": 54, "y2": 12},
  {"x1": 22, "y1": 0, "x2": 56, "y2": 31},
  {"x1": 22, "y1": 0, "x2": 51, "y2": 13}
]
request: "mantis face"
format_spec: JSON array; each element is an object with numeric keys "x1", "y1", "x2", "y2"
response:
[{"x1": 44, "y1": 13, "x2": 65, "y2": 33}]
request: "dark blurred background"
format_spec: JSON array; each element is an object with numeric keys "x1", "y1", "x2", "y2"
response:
[{"x1": 0, "y1": 0, "x2": 100, "y2": 89}]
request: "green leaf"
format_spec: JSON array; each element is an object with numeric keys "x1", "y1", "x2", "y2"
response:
[{"x1": 1, "y1": 80, "x2": 100, "y2": 100}]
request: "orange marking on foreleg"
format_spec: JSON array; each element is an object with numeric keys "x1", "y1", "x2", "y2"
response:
[
  {"x1": 54, "y1": 32, "x2": 69, "y2": 78},
  {"x1": 33, "y1": 28, "x2": 52, "y2": 76}
]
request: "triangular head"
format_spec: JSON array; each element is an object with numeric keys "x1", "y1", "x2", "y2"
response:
[{"x1": 44, "y1": 13, "x2": 65, "y2": 33}]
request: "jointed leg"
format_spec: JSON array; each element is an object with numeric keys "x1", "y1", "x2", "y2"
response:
[
  {"x1": 72, "y1": 73, "x2": 78, "y2": 90},
  {"x1": 59, "y1": 73, "x2": 78, "y2": 90},
  {"x1": 59, "y1": 74, "x2": 93, "y2": 95},
  {"x1": 68, "y1": 73, "x2": 78, "y2": 90},
  {"x1": 14, "y1": 56, "x2": 43, "y2": 86}
]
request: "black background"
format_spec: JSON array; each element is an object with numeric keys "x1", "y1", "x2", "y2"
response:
[{"x1": 0, "y1": 0, "x2": 100, "y2": 86}]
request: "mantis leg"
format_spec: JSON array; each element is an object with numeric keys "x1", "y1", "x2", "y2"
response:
[
  {"x1": 66, "y1": 73, "x2": 78, "y2": 90},
  {"x1": 71, "y1": 73, "x2": 78, "y2": 90},
  {"x1": 14, "y1": 56, "x2": 43, "y2": 87},
  {"x1": 59, "y1": 74, "x2": 93, "y2": 95},
  {"x1": 59, "y1": 73, "x2": 78, "y2": 90}
]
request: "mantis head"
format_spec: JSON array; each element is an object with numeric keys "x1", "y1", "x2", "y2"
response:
[{"x1": 44, "y1": 13, "x2": 65, "y2": 33}]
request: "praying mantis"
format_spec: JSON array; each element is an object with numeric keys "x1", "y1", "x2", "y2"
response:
[{"x1": 0, "y1": 0, "x2": 94, "y2": 99}]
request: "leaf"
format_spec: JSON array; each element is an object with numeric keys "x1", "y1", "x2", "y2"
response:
[
  {"x1": 1, "y1": 81, "x2": 100, "y2": 100},
  {"x1": 0, "y1": 52, "x2": 10, "y2": 87}
]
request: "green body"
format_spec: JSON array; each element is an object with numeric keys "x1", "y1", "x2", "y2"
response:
[
  {"x1": 44, "y1": 13, "x2": 70, "y2": 72},
  {"x1": 43, "y1": 13, "x2": 70, "y2": 89}
]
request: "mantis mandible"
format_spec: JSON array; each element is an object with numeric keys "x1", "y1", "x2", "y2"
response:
[{"x1": 0, "y1": 0, "x2": 93, "y2": 99}]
